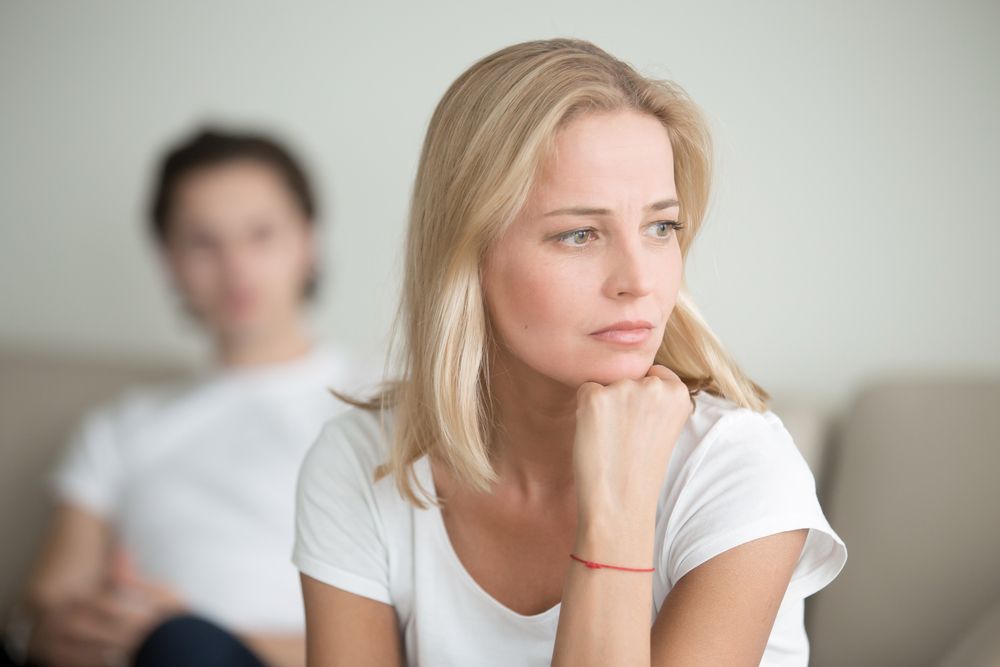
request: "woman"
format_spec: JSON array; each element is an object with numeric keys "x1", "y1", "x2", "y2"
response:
[
  {"x1": 2, "y1": 128, "x2": 376, "y2": 667},
  {"x1": 292, "y1": 38, "x2": 847, "y2": 666}
]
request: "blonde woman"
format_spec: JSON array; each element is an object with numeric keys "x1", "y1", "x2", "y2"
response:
[{"x1": 292, "y1": 38, "x2": 847, "y2": 666}]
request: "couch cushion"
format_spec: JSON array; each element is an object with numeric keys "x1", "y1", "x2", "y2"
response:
[
  {"x1": 938, "y1": 596, "x2": 1000, "y2": 667},
  {"x1": 807, "y1": 375, "x2": 1000, "y2": 666}
]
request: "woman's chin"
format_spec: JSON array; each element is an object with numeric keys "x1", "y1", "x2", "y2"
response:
[{"x1": 570, "y1": 358, "x2": 659, "y2": 386}]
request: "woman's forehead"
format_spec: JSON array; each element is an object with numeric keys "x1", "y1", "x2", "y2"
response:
[{"x1": 535, "y1": 111, "x2": 675, "y2": 196}]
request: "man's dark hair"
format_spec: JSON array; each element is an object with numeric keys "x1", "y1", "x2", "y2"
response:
[{"x1": 148, "y1": 127, "x2": 321, "y2": 300}]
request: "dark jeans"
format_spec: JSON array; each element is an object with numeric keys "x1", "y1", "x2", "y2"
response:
[{"x1": 1, "y1": 613, "x2": 268, "y2": 667}]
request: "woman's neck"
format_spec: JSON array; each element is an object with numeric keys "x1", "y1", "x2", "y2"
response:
[{"x1": 488, "y1": 347, "x2": 578, "y2": 501}]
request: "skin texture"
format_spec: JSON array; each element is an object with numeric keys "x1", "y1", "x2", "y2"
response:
[
  {"x1": 14, "y1": 160, "x2": 318, "y2": 667},
  {"x1": 301, "y1": 109, "x2": 807, "y2": 666}
]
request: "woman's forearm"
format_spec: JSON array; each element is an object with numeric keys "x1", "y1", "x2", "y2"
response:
[
  {"x1": 238, "y1": 632, "x2": 306, "y2": 667},
  {"x1": 550, "y1": 513, "x2": 656, "y2": 667}
]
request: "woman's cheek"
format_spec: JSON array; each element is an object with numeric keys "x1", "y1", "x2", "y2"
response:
[{"x1": 512, "y1": 262, "x2": 571, "y2": 328}]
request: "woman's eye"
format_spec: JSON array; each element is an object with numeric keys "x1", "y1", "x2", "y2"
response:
[
  {"x1": 648, "y1": 220, "x2": 684, "y2": 239},
  {"x1": 557, "y1": 228, "x2": 597, "y2": 246}
]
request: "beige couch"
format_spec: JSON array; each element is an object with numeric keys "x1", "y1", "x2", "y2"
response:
[{"x1": 1, "y1": 344, "x2": 998, "y2": 665}]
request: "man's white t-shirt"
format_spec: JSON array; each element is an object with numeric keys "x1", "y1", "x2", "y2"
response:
[
  {"x1": 292, "y1": 390, "x2": 848, "y2": 666},
  {"x1": 49, "y1": 341, "x2": 379, "y2": 633}
]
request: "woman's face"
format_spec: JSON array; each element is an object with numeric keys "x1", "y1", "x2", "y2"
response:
[
  {"x1": 160, "y1": 160, "x2": 315, "y2": 340},
  {"x1": 482, "y1": 110, "x2": 683, "y2": 388}
]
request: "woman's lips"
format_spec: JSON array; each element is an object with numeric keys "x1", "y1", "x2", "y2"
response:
[{"x1": 589, "y1": 327, "x2": 653, "y2": 345}]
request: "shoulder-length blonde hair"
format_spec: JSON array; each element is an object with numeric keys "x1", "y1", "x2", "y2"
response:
[{"x1": 334, "y1": 37, "x2": 770, "y2": 509}]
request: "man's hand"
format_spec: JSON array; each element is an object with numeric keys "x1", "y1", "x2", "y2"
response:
[{"x1": 26, "y1": 547, "x2": 188, "y2": 667}]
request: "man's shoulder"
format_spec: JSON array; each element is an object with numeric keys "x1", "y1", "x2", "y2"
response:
[
  {"x1": 78, "y1": 377, "x2": 195, "y2": 434},
  {"x1": 312, "y1": 341, "x2": 384, "y2": 383}
]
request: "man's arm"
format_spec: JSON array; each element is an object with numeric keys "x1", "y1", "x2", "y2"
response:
[{"x1": 13, "y1": 501, "x2": 111, "y2": 666}]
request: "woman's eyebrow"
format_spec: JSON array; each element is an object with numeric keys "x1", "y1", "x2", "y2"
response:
[{"x1": 542, "y1": 198, "x2": 680, "y2": 217}]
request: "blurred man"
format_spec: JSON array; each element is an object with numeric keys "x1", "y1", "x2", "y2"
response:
[{"x1": 1, "y1": 128, "x2": 379, "y2": 667}]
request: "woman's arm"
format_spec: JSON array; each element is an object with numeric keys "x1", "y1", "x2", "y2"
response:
[
  {"x1": 299, "y1": 574, "x2": 403, "y2": 667},
  {"x1": 552, "y1": 523, "x2": 807, "y2": 667},
  {"x1": 650, "y1": 528, "x2": 807, "y2": 665},
  {"x1": 550, "y1": 513, "x2": 658, "y2": 666},
  {"x1": 551, "y1": 365, "x2": 810, "y2": 666}
]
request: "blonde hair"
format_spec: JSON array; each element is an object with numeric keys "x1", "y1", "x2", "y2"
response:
[{"x1": 333, "y1": 37, "x2": 770, "y2": 509}]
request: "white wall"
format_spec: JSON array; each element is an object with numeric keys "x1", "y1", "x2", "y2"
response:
[{"x1": 1, "y1": 0, "x2": 997, "y2": 410}]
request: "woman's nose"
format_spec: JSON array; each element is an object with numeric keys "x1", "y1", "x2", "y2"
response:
[{"x1": 605, "y1": 239, "x2": 655, "y2": 298}]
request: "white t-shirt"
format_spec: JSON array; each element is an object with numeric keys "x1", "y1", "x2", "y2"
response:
[
  {"x1": 49, "y1": 341, "x2": 380, "y2": 633},
  {"x1": 292, "y1": 390, "x2": 848, "y2": 666}
]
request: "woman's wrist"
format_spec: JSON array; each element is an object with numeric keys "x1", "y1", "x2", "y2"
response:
[
  {"x1": 578, "y1": 492, "x2": 658, "y2": 535},
  {"x1": 573, "y1": 511, "x2": 656, "y2": 570}
]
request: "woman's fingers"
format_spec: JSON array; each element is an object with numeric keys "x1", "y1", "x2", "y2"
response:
[
  {"x1": 645, "y1": 363, "x2": 696, "y2": 411},
  {"x1": 644, "y1": 363, "x2": 676, "y2": 380}
]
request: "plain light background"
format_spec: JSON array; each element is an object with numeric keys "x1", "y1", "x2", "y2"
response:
[{"x1": 1, "y1": 0, "x2": 997, "y2": 412}]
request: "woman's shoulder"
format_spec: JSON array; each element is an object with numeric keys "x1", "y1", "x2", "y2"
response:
[
  {"x1": 677, "y1": 390, "x2": 808, "y2": 480},
  {"x1": 299, "y1": 405, "x2": 395, "y2": 486},
  {"x1": 686, "y1": 390, "x2": 772, "y2": 441},
  {"x1": 658, "y1": 390, "x2": 847, "y2": 599}
]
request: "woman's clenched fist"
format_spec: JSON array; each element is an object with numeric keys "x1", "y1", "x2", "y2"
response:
[{"x1": 572, "y1": 364, "x2": 694, "y2": 529}]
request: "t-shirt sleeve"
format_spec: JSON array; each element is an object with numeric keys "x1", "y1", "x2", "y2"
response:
[
  {"x1": 291, "y1": 416, "x2": 392, "y2": 605},
  {"x1": 662, "y1": 408, "x2": 848, "y2": 601},
  {"x1": 48, "y1": 407, "x2": 123, "y2": 518}
]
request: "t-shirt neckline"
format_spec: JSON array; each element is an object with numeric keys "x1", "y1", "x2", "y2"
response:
[
  {"x1": 197, "y1": 341, "x2": 337, "y2": 388},
  {"x1": 418, "y1": 455, "x2": 562, "y2": 624}
]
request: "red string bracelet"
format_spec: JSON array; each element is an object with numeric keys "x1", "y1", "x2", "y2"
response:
[{"x1": 569, "y1": 553, "x2": 655, "y2": 572}]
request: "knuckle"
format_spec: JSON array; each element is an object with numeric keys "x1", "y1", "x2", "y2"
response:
[{"x1": 639, "y1": 375, "x2": 660, "y2": 388}]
